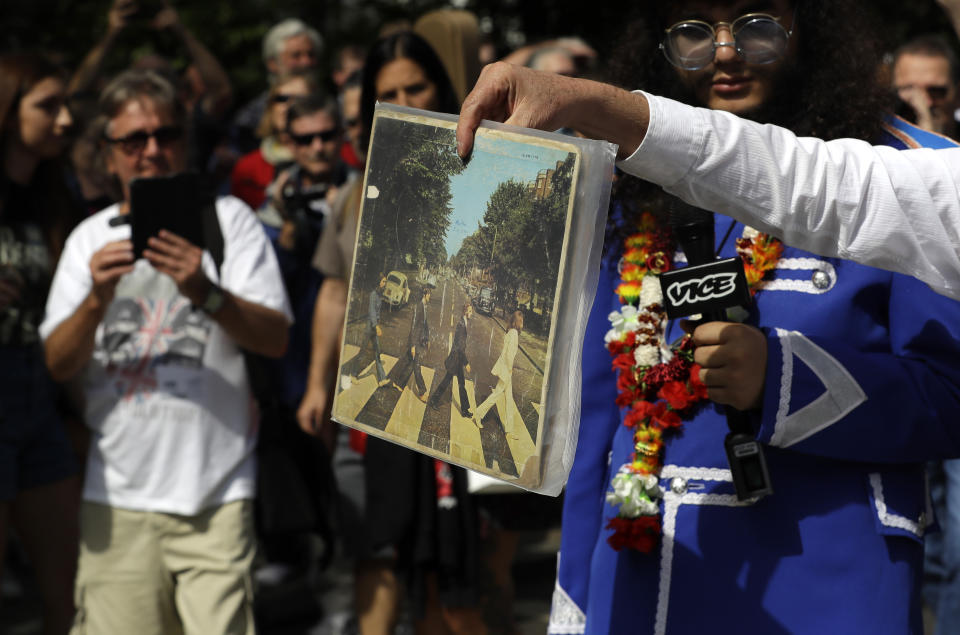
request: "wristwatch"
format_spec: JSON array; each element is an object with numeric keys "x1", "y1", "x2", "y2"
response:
[{"x1": 199, "y1": 283, "x2": 226, "y2": 315}]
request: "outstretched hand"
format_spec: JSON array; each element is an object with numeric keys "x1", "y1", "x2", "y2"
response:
[
  {"x1": 456, "y1": 62, "x2": 650, "y2": 161},
  {"x1": 691, "y1": 321, "x2": 768, "y2": 411},
  {"x1": 456, "y1": 63, "x2": 578, "y2": 159}
]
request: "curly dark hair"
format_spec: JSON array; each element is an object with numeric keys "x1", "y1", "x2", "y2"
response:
[{"x1": 605, "y1": 0, "x2": 892, "y2": 251}]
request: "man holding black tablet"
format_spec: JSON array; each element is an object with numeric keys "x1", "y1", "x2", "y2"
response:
[{"x1": 39, "y1": 69, "x2": 291, "y2": 635}]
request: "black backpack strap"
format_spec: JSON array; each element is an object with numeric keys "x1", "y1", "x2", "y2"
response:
[{"x1": 201, "y1": 196, "x2": 224, "y2": 277}]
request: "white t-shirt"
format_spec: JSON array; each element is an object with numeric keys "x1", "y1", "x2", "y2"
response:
[{"x1": 40, "y1": 196, "x2": 292, "y2": 515}]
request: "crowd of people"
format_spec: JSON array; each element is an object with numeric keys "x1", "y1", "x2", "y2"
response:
[{"x1": 6, "y1": 0, "x2": 960, "y2": 633}]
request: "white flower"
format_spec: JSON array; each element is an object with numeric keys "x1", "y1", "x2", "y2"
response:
[
  {"x1": 610, "y1": 305, "x2": 640, "y2": 330},
  {"x1": 634, "y1": 343, "x2": 660, "y2": 367},
  {"x1": 605, "y1": 305, "x2": 642, "y2": 344},
  {"x1": 607, "y1": 468, "x2": 662, "y2": 518},
  {"x1": 639, "y1": 277, "x2": 663, "y2": 307},
  {"x1": 742, "y1": 226, "x2": 760, "y2": 240}
]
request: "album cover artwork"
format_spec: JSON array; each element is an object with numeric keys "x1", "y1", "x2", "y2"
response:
[{"x1": 332, "y1": 106, "x2": 580, "y2": 488}]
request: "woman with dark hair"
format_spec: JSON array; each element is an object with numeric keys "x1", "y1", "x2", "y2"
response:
[
  {"x1": 359, "y1": 30, "x2": 460, "y2": 151},
  {"x1": 547, "y1": 2, "x2": 960, "y2": 634},
  {"x1": 298, "y1": 31, "x2": 485, "y2": 635},
  {"x1": 0, "y1": 52, "x2": 82, "y2": 635}
]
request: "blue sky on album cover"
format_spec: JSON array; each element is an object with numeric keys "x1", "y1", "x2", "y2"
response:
[{"x1": 446, "y1": 133, "x2": 574, "y2": 258}]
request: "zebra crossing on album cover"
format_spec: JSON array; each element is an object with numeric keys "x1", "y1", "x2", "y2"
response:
[{"x1": 336, "y1": 344, "x2": 540, "y2": 479}]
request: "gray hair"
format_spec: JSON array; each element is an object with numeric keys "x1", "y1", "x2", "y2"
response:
[
  {"x1": 99, "y1": 69, "x2": 185, "y2": 134},
  {"x1": 262, "y1": 18, "x2": 323, "y2": 66}
]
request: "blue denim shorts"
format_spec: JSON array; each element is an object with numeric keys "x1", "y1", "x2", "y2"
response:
[{"x1": 0, "y1": 345, "x2": 77, "y2": 501}]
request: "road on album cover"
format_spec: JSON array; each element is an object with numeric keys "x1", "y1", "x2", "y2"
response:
[{"x1": 338, "y1": 274, "x2": 543, "y2": 476}]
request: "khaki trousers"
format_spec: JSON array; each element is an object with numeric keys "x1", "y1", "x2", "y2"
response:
[{"x1": 71, "y1": 499, "x2": 256, "y2": 635}]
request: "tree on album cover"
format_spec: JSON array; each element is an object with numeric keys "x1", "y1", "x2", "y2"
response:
[{"x1": 332, "y1": 106, "x2": 580, "y2": 488}]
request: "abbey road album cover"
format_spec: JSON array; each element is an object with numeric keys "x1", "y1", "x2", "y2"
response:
[{"x1": 331, "y1": 105, "x2": 581, "y2": 489}]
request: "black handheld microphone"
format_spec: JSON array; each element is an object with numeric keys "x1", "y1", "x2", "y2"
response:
[{"x1": 662, "y1": 200, "x2": 773, "y2": 502}]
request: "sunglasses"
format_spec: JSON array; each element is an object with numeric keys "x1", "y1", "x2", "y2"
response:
[
  {"x1": 661, "y1": 13, "x2": 793, "y2": 71},
  {"x1": 104, "y1": 126, "x2": 183, "y2": 154},
  {"x1": 290, "y1": 128, "x2": 340, "y2": 146}
]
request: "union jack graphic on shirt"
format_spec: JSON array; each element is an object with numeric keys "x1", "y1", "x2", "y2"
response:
[{"x1": 97, "y1": 294, "x2": 211, "y2": 402}]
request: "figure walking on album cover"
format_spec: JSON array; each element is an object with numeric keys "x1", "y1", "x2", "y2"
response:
[
  {"x1": 388, "y1": 283, "x2": 434, "y2": 401},
  {"x1": 473, "y1": 310, "x2": 524, "y2": 438},
  {"x1": 341, "y1": 274, "x2": 389, "y2": 389},
  {"x1": 427, "y1": 302, "x2": 474, "y2": 418}
]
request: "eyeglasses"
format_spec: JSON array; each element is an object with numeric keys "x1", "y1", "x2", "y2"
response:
[
  {"x1": 660, "y1": 13, "x2": 793, "y2": 71},
  {"x1": 290, "y1": 129, "x2": 340, "y2": 146},
  {"x1": 104, "y1": 126, "x2": 183, "y2": 155}
]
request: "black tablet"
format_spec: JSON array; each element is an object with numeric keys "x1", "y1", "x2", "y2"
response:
[{"x1": 129, "y1": 173, "x2": 215, "y2": 258}]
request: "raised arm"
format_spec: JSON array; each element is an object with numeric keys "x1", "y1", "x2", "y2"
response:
[
  {"x1": 154, "y1": 2, "x2": 233, "y2": 118},
  {"x1": 623, "y1": 93, "x2": 960, "y2": 301},
  {"x1": 457, "y1": 63, "x2": 960, "y2": 299},
  {"x1": 68, "y1": 0, "x2": 134, "y2": 96}
]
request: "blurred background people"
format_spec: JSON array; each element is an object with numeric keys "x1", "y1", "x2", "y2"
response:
[
  {"x1": 68, "y1": 0, "x2": 233, "y2": 177},
  {"x1": 892, "y1": 34, "x2": 960, "y2": 138},
  {"x1": 249, "y1": 92, "x2": 348, "y2": 629},
  {"x1": 230, "y1": 69, "x2": 318, "y2": 210},
  {"x1": 338, "y1": 70, "x2": 365, "y2": 171},
  {"x1": 0, "y1": 51, "x2": 83, "y2": 635},
  {"x1": 332, "y1": 44, "x2": 366, "y2": 90},
  {"x1": 231, "y1": 18, "x2": 322, "y2": 156},
  {"x1": 414, "y1": 9, "x2": 482, "y2": 104},
  {"x1": 299, "y1": 30, "x2": 488, "y2": 635},
  {"x1": 526, "y1": 46, "x2": 577, "y2": 76}
]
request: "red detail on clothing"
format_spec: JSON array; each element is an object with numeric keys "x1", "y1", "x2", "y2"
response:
[
  {"x1": 340, "y1": 142, "x2": 363, "y2": 170},
  {"x1": 349, "y1": 428, "x2": 367, "y2": 454},
  {"x1": 434, "y1": 460, "x2": 454, "y2": 499},
  {"x1": 230, "y1": 149, "x2": 275, "y2": 210}
]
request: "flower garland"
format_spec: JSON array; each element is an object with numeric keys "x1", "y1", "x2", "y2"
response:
[{"x1": 603, "y1": 213, "x2": 783, "y2": 553}]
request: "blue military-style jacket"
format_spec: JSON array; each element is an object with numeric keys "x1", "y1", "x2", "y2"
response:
[{"x1": 548, "y1": 117, "x2": 960, "y2": 635}]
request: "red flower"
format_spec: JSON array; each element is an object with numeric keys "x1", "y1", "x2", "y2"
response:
[
  {"x1": 689, "y1": 363, "x2": 708, "y2": 399},
  {"x1": 624, "y1": 401, "x2": 656, "y2": 428},
  {"x1": 617, "y1": 369, "x2": 638, "y2": 395},
  {"x1": 606, "y1": 516, "x2": 661, "y2": 552},
  {"x1": 612, "y1": 352, "x2": 634, "y2": 372},
  {"x1": 658, "y1": 380, "x2": 693, "y2": 411},
  {"x1": 615, "y1": 390, "x2": 635, "y2": 408},
  {"x1": 654, "y1": 408, "x2": 683, "y2": 429}
]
